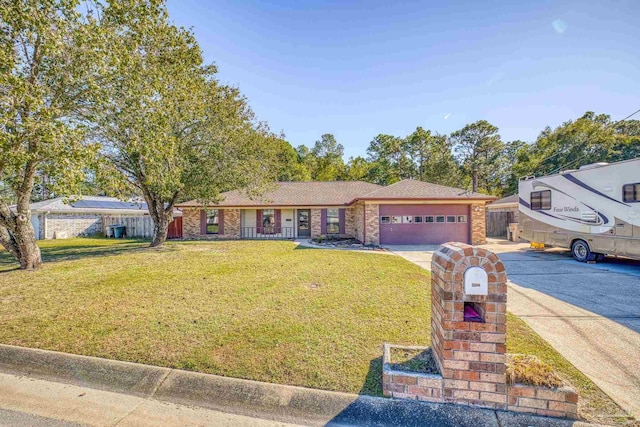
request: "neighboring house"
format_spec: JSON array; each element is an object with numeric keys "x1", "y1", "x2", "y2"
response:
[
  {"x1": 485, "y1": 194, "x2": 519, "y2": 238},
  {"x1": 27, "y1": 196, "x2": 182, "y2": 240},
  {"x1": 176, "y1": 180, "x2": 495, "y2": 246}
]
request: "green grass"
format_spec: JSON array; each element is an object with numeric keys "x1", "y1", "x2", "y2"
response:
[{"x1": 0, "y1": 239, "x2": 633, "y2": 425}]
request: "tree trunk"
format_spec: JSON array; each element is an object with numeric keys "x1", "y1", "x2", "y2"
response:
[
  {"x1": 150, "y1": 214, "x2": 169, "y2": 247},
  {"x1": 15, "y1": 220, "x2": 42, "y2": 269},
  {"x1": 472, "y1": 172, "x2": 478, "y2": 193},
  {"x1": 0, "y1": 215, "x2": 42, "y2": 270},
  {"x1": 0, "y1": 225, "x2": 21, "y2": 260},
  {"x1": 147, "y1": 196, "x2": 174, "y2": 248}
]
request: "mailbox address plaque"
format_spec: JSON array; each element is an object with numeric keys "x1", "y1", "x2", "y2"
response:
[{"x1": 463, "y1": 266, "x2": 488, "y2": 295}]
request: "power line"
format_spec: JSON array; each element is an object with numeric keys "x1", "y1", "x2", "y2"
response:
[
  {"x1": 533, "y1": 107, "x2": 640, "y2": 176},
  {"x1": 612, "y1": 108, "x2": 640, "y2": 127}
]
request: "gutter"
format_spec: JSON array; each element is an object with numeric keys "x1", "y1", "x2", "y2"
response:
[{"x1": 43, "y1": 211, "x2": 50, "y2": 240}]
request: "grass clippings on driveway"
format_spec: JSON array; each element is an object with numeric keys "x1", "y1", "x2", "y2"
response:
[{"x1": 0, "y1": 239, "x2": 634, "y2": 425}]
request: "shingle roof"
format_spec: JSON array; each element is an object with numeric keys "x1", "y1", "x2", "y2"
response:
[
  {"x1": 177, "y1": 179, "x2": 495, "y2": 208},
  {"x1": 488, "y1": 194, "x2": 518, "y2": 206},
  {"x1": 359, "y1": 179, "x2": 495, "y2": 200},
  {"x1": 177, "y1": 181, "x2": 384, "y2": 207}
]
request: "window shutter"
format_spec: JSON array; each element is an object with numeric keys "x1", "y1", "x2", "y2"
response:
[
  {"x1": 339, "y1": 208, "x2": 346, "y2": 234},
  {"x1": 218, "y1": 210, "x2": 225, "y2": 235},
  {"x1": 257, "y1": 210, "x2": 263, "y2": 234},
  {"x1": 320, "y1": 209, "x2": 327, "y2": 234},
  {"x1": 200, "y1": 210, "x2": 206, "y2": 235},
  {"x1": 275, "y1": 209, "x2": 281, "y2": 233}
]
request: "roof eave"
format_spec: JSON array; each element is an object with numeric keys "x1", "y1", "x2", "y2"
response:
[
  {"x1": 176, "y1": 203, "x2": 353, "y2": 209},
  {"x1": 353, "y1": 197, "x2": 497, "y2": 202}
]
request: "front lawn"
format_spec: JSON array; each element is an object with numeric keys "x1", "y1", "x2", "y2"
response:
[{"x1": 0, "y1": 239, "x2": 632, "y2": 424}]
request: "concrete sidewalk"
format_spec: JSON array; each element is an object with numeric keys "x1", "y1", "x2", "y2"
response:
[
  {"x1": 0, "y1": 373, "x2": 301, "y2": 427},
  {"x1": 507, "y1": 283, "x2": 640, "y2": 418},
  {"x1": 0, "y1": 344, "x2": 590, "y2": 427},
  {"x1": 0, "y1": 374, "x2": 302, "y2": 427}
]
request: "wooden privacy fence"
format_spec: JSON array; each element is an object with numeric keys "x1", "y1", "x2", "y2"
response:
[
  {"x1": 102, "y1": 215, "x2": 154, "y2": 238},
  {"x1": 102, "y1": 215, "x2": 183, "y2": 239},
  {"x1": 486, "y1": 211, "x2": 514, "y2": 237}
]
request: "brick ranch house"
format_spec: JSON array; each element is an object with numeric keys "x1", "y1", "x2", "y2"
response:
[{"x1": 176, "y1": 180, "x2": 496, "y2": 246}]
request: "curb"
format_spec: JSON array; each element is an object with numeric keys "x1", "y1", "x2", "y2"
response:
[{"x1": 0, "y1": 344, "x2": 598, "y2": 427}]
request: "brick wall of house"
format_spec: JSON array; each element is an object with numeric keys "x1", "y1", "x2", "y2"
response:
[
  {"x1": 345, "y1": 207, "x2": 356, "y2": 237},
  {"x1": 353, "y1": 202, "x2": 365, "y2": 242},
  {"x1": 310, "y1": 208, "x2": 321, "y2": 238},
  {"x1": 182, "y1": 208, "x2": 241, "y2": 239},
  {"x1": 471, "y1": 203, "x2": 487, "y2": 245},
  {"x1": 364, "y1": 203, "x2": 379, "y2": 245},
  {"x1": 430, "y1": 243, "x2": 508, "y2": 409},
  {"x1": 182, "y1": 209, "x2": 201, "y2": 238},
  {"x1": 222, "y1": 209, "x2": 241, "y2": 238},
  {"x1": 45, "y1": 213, "x2": 102, "y2": 239}
]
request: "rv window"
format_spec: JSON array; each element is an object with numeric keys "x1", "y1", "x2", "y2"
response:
[
  {"x1": 531, "y1": 190, "x2": 551, "y2": 210},
  {"x1": 623, "y1": 183, "x2": 640, "y2": 203}
]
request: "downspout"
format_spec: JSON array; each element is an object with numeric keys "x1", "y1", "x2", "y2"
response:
[
  {"x1": 363, "y1": 202, "x2": 366, "y2": 244},
  {"x1": 43, "y1": 211, "x2": 50, "y2": 240}
]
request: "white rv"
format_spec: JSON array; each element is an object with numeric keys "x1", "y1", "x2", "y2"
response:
[{"x1": 518, "y1": 158, "x2": 640, "y2": 262}]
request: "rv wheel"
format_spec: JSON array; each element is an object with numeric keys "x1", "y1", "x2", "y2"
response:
[{"x1": 571, "y1": 240, "x2": 594, "y2": 262}]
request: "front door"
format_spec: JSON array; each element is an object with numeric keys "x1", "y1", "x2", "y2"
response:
[{"x1": 297, "y1": 210, "x2": 310, "y2": 237}]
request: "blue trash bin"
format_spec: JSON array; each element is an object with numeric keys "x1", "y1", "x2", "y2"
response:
[{"x1": 111, "y1": 225, "x2": 126, "y2": 238}]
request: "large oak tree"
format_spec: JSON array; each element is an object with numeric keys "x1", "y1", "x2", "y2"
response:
[
  {"x1": 0, "y1": 0, "x2": 104, "y2": 269},
  {"x1": 95, "y1": 0, "x2": 276, "y2": 247}
]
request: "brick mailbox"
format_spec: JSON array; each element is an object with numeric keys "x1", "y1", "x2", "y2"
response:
[
  {"x1": 383, "y1": 242, "x2": 578, "y2": 419},
  {"x1": 430, "y1": 242, "x2": 508, "y2": 409}
]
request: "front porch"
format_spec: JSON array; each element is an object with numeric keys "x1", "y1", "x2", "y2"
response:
[
  {"x1": 181, "y1": 206, "x2": 356, "y2": 241},
  {"x1": 240, "y1": 226, "x2": 296, "y2": 240}
]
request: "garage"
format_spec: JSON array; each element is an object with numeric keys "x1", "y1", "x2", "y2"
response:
[{"x1": 379, "y1": 204, "x2": 470, "y2": 245}]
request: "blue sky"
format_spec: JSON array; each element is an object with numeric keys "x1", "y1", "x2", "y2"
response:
[{"x1": 166, "y1": 0, "x2": 639, "y2": 159}]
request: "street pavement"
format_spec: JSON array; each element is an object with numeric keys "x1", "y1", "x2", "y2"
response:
[{"x1": 389, "y1": 239, "x2": 640, "y2": 419}]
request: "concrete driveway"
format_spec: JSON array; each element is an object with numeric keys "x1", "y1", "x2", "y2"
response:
[{"x1": 388, "y1": 239, "x2": 640, "y2": 418}]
